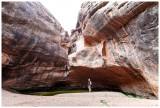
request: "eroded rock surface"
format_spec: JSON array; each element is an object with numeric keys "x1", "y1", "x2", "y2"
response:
[
  {"x1": 68, "y1": 1, "x2": 158, "y2": 98},
  {"x1": 2, "y1": 1, "x2": 158, "y2": 99},
  {"x1": 2, "y1": 2, "x2": 68, "y2": 88}
]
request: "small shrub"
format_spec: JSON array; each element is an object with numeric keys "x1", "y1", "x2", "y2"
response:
[{"x1": 100, "y1": 100, "x2": 109, "y2": 106}]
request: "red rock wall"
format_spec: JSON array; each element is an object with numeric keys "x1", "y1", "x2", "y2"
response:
[
  {"x1": 68, "y1": 1, "x2": 158, "y2": 98},
  {"x1": 2, "y1": 2, "x2": 68, "y2": 88},
  {"x1": 2, "y1": 1, "x2": 158, "y2": 98}
]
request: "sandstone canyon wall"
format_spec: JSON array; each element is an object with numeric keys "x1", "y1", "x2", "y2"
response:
[
  {"x1": 68, "y1": 1, "x2": 158, "y2": 98},
  {"x1": 2, "y1": 2, "x2": 68, "y2": 88},
  {"x1": 2, "y1": 1, "x2": 158, "y2": 98}
]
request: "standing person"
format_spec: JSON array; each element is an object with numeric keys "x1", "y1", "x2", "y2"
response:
[{"x1": 88, "y1": 78, "x2": 92, "y2": 93}]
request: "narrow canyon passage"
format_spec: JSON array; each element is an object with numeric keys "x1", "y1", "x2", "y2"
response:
[{"x1": 2, "y1": 1, "x2": 158, "y2": 102}]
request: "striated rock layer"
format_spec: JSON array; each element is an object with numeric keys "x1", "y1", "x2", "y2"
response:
[
  {"x1": 2, "y1": 2, "x2": 69, "y2": 88},
  {"x1": 2, "y1": 1, "x2": 158, "y2": 99},
  {"x1": 68, "y1": 1, "x2": 158, "y2": 98}
]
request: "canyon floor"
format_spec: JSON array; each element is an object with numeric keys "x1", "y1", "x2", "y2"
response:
[{"x1": 2, "y1": 89, "x2": 158, "y2": 107}]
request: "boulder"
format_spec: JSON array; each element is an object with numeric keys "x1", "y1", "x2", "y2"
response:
[{"x1": 2, "y1": 2, "x2": 68, "y2": 89}]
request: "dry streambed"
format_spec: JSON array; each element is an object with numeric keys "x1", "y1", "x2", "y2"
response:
[{"x1": 2, "y1": 89, "x2": 158, "y2": 106}]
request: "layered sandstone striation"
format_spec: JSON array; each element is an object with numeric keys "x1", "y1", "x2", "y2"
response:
[
  {"x1": 2, "y1": 2, "x2": 69, "y2": 88},
  {"x1": 68, "y1": 1, "x2": 158, "y2": 98},
  {"x1": 2, "y1": 1, "x2": 158, "y2": 99}
]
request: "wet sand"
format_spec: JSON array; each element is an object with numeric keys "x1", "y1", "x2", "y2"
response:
[{"x1": 2, "y1": 89, "x2": 158, "y2": 106}]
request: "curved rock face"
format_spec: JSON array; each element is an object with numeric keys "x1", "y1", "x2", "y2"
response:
[
  {"x1": 2, "y1": 1, "x2": 158, "y2": 98},
  {"x1": 68, "y1": 1, "x2": 158, "y2": 98},
  {"x1": 2, "y1": 2, "x2": 68, "y2": 88}
]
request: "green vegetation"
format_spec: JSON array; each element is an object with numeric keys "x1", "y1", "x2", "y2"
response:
[
  {"x1": 142, "y1": 95, "x2": 147, "y2": 99},
  {"x1": 122, "y1": 92, "x2": 148, "y2": 99},
  {"x1": 100, "y1": 100, "x2": 109, "y2": 106},
  {"x1": 29, "y1": 90, "x2": 88, "y2": 96},
  {"x1": 124, "y1": 94, "x2": 136, "y2": 98}
]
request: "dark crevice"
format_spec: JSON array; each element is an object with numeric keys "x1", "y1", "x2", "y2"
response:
[
  {"x1": 88, "y1": 2, "x2": 108, "y2": 19},
  {"x1": 118, "y1": 2, "x2": 127, "y2": 9}
]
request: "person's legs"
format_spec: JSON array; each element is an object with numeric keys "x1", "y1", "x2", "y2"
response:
[{"x1": 88, "y1": 85, "x2": 91, "y2": 93}]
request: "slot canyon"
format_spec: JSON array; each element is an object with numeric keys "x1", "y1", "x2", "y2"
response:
[{"x1": 2, "y1": 1, "x2": 158, "y2": 99}]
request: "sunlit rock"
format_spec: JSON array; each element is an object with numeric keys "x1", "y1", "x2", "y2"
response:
[{"x1": 68, "y1": 1, "x2": 158, "y2": 98}]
